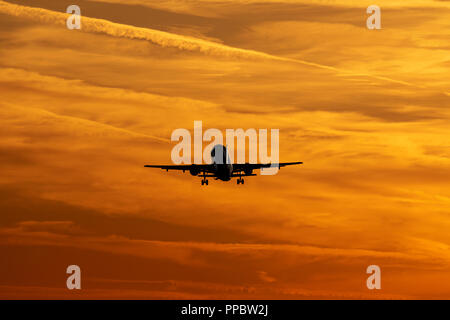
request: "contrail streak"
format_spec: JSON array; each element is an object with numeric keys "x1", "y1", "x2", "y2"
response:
[{"x1": 0, "y1": 0, "x2": 428, "y2": 88}]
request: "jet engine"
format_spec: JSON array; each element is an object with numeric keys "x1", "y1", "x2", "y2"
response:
[{"x1": 190, "y1": 167, "x2": 200, "y2": 176}]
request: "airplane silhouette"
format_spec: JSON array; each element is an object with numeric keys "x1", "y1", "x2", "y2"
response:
[{"x1": 144, "y1": 144, "x2": 302, "y2": 185}]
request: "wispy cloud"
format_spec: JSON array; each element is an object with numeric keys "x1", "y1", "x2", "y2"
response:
[{"x1": 0, "y1": 0, "x2": 430, "y2": 88}]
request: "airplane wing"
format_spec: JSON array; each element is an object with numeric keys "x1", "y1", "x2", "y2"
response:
[
  {"x1": 144, "y1": 164, "x2": 215, "y2": 173},
  {"x1": 233, "y1": 162, "x2": 303, "y2": 172}
]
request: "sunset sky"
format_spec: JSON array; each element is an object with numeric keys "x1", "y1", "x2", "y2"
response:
[{"x1": 0, "y1": 0, "x2": 449, "y2": 299}]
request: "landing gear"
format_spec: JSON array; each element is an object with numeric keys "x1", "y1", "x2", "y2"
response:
[
  {"x1": 201, "y1": 171, "x2": 208, "y2": 186},
  {"x1": 237, "y1": 178, "x2": 244, "y2": 185}
]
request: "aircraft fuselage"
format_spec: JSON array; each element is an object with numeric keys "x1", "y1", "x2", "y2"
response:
[{"x1": 211, "y1": 145, "x2": 233, "y2": 181}]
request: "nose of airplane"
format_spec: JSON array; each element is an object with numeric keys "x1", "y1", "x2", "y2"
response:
[{"x1": 211, "y1": 144, "x2": 227, "y2": 164}]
